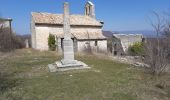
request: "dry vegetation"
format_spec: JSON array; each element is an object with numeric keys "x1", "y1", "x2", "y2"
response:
[
  {"x1": 0, "y1": 27, "x2": 24, "y2": 52},
  {"x1": 144, "y1": 12, "x2": 170, "y2": 76},
  {"x1": 0, "y1": 49, "x2": 170, "y2": 100}
]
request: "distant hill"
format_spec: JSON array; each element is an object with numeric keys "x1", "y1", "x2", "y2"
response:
[
  {"x1": 102, "y1": 31, "x2": 114, "y2": 38},
  {"x1": 117, "y1": 30, "x2": 156, "y2": 38},
  {"x1": 102, "y1": 30, "x2": 156, "y2": 38}
]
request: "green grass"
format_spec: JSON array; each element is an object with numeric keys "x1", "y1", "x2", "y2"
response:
[{"x1": 0, "y1": 49, "x2": 170, "y2": 100}]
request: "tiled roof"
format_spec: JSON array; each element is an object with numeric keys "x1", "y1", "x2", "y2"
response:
[
  {"x1": 73, "y1": 32, "x2": 106, "y2": 40},
  {"x1": 32, "y1": 12, "x2": 102, "y2": 26},
  {"x1": 55, "y1": 32, "x2": 106, "y2": 40}
]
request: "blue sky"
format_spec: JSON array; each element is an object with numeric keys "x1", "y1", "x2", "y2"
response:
[{"x1": 0, "y1": 0, "x2": 170, "y2": 35}]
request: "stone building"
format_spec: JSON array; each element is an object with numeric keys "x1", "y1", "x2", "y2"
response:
[
  {"x1": 112, "y1": 34, "x2": 143, "y2": 56},
  {"x1": 0, "y1": 18, "x2": 12, "y2": 33},
  {"x1": 31, "y1": 1, "x2": 107, "y2": 53}
]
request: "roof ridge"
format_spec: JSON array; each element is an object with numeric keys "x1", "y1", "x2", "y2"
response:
[
  {"x1": 31, "y1": 12, "x2": 62, "y2": 15},
  {"x1": 32, "y1": 12, "x2": 90, "y2": 16},
  {"x1": 31, "y1": 12, "x2": 103, "y2": 26}
]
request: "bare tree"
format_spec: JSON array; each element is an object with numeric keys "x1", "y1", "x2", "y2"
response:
[
  {"x1": 164, "y1": 12, "x2": 170, "y2": 61},
  {"x1": 144, "y1": 39, "x2": 169, "y2": 75},
  {"x1": 144, "y1": 12, "x2": 169, "y2": 76},
  {"x1": 0, "y1": 18, "x2": 4, "y2": 32},
  {"x1": 164, "y1": 22, "x2": 170, "y2": 37},
  {"x1": 0, "y1": 19, "x2": 24, "y2": 52},
  {"x1": 162, "y1": 10, "x2": 170, "y2": 38}
]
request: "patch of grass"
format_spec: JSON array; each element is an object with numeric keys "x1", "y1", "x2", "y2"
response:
[
  {"x1": 168, "y1": 90, "x2": 170, "y2": 97},
  {"x1": 0, "y1": 49, "x2": 169, "y2": 100},
  {"x1": 112, "y1": 93, "x2": 137, "y2": 100}
]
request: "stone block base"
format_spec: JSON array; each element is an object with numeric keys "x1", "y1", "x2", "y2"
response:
[{"x1": 48, "y1": 60, "x2": 90, "y2": 72}]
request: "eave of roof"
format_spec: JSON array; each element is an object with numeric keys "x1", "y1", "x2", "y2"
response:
[
  {"x1": 0, "y1": 18, "x2": 12, "y2": 21},
  {"x1": 54, "y1": 32, "x2": 106, "y2": 40}
]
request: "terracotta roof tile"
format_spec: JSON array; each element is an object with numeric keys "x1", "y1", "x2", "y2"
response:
[
  {"x1": 73, "y1": 32, "x2": 106, "y2": 40},
  {"x1": 55, "y1": 32, "x2": 106, "y2": 40},
  {"x1": 32, "y1": 12, "x2": 102, "y2": 26}
]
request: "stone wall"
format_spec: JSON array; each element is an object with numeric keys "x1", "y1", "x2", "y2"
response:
[
  {"x1": 0, "y1": 19, "x2": 12, "y2": 28},
  {"x1": 113, "y1": 34, "x2": 143, "y2": 56},
  {"x1": 1, "y1": 21, "x2": 10, "y2": 28},
  {"x1": 98, "y1": 40, "x2": 107, "y2": 53},
  {"x1": 77, "y1": 40, "x2": 107, "y2": 53},
  {"x1": 35, "y1": 26, "x2": 50, "y2": 50},
  {"x1": 31, "y1": 18, "x2": 36, "y2": 49},
  {"x1": 32, "y1": 24, "x2": 107, "y2": 52}
]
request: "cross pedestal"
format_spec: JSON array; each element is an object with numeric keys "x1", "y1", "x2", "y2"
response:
[{"x1": 61, "y1": 38, "x2": 76, "y2": 65}]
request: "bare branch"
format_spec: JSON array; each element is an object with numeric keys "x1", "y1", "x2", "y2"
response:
[{"x1": 144, "y1": 11, "x2": 169, "y2": 76}]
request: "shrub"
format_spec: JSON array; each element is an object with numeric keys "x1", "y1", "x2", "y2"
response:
[
  {"x1": 48, "y1": 34, "x2": 56, "y2": 51},
  {"x1": 107, "y1": 38, "x2": 113, "y2": 53},
  {"x1": 128, "y1": 42, "x2": 144, "y2": 56}
]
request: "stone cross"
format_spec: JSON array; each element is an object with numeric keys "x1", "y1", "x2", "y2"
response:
[
  {"x1": 61, "y1": 2, "x2": 75, "y2": 65},
  {"x1": 63, "y1": 2, "x2": 71, "y2": 39},
  {"x1": 25, "y1": 39, "x2": 29, "y2": 48},
  {"x1": 48, "y1": 2, "x2": 89, "y2": 72}
]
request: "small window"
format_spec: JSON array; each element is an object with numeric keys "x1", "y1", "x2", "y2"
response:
[
  {"x1": 85, "y1": 42, "x2": 90, "y2": 44},
  {"x1": 114, "y1": 44, "x2": 117, "y2": 47},
  {"x1": 95, "y1": 41, "x2": 97, "y2": 46},
  {"x1": 114, "y1": 51, "x2": 117, "y2": 55}
]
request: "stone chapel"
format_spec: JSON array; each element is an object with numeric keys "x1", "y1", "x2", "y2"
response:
[{"x1": 31, "y1": 1, "x2": 107, "y2": 53}]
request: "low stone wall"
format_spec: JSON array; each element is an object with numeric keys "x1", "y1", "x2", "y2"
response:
[
  {"x1": 113, "y1": 34, "x2": 143, "y2": 55},
  {"x1": 77, "y1": 40, "x2": 107, "y2": 53}
]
